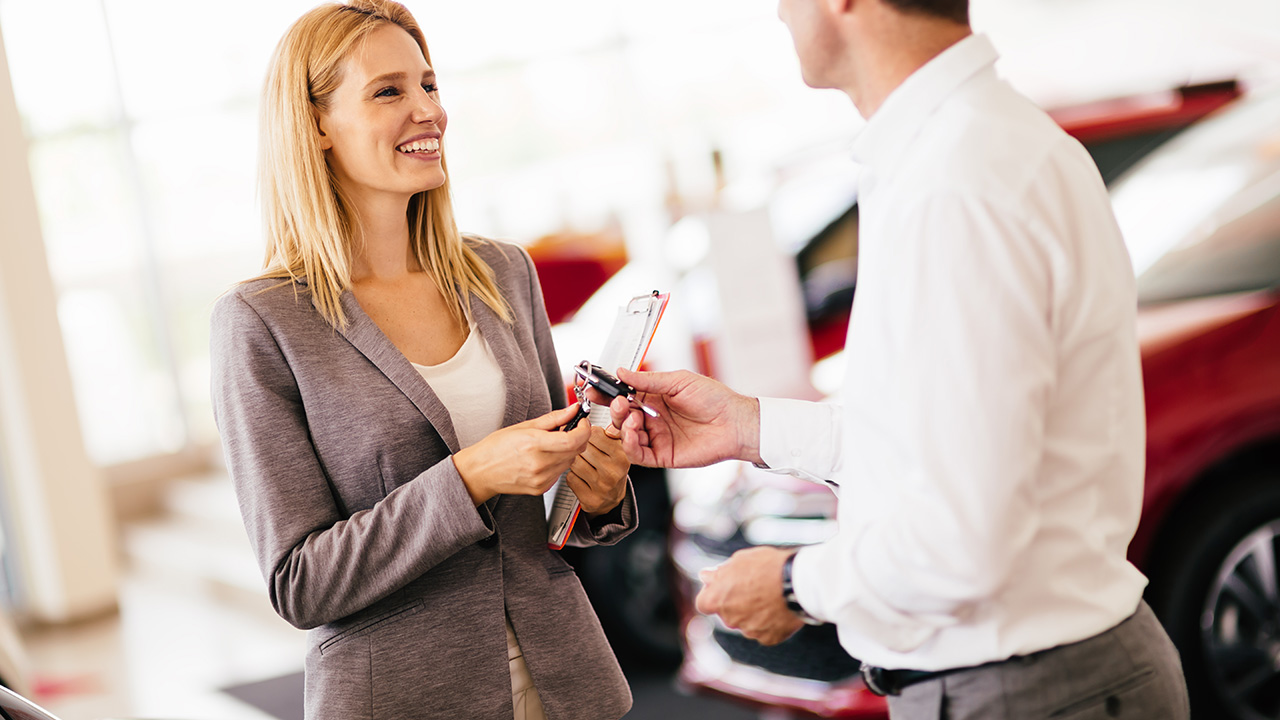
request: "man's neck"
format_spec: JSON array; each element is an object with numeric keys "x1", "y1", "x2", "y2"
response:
[{"x1": 843, "y1": 12, "x2": 971, "y2": 119}]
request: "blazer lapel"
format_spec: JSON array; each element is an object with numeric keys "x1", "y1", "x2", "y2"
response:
[
  {"x1": 470, "y1": 293, "x2": 532, "y2": 430},
  {"x1": 331, "y1": 290, "x2": 462, "y2": 453},
  {"x1": 322, "y1": 286, "x2": 537, "y2": 517}
]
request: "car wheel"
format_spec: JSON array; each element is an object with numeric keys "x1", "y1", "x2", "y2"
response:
[{"x1": 1149, "y1": 470, "x2": 1280, "y2": 720}]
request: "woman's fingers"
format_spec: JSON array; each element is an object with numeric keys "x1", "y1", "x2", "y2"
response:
[
  {"x1": 564, "y1": 470, "x2": 590, "y2": 504},
  {"x1": 570, "y1": 452, "x2": 600, "y2": 480},
  {"x1": 524, "y1": 403, "x2": 587, "y2": 431}
]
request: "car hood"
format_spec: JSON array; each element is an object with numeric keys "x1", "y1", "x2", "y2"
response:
[{"x1": 1136, "y1": 290, "x2": 1276, "y2": 358}]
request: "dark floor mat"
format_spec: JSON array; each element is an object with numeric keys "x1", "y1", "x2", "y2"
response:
[
  {"x1": 221, "y1": 671, "x2": 304, "y2": 720},
  {"x1": 622, "y1": 669, "x2": 760, "y2": 719}
]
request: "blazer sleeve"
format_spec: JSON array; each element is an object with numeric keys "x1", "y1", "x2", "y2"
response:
[
  {"x1": 513, "y1": 246, "x2": 638, "y2": 547},
  {"x1": 210, "y1": 291, "x2": 494, "y2": 630}
]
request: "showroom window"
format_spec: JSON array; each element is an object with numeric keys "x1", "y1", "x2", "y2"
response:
[{"x1": 0, "y1": 0, "x2": 852, "y2": 467}]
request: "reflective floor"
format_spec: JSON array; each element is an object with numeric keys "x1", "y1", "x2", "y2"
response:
[
  {"x1": 21, "y1": 473, "x2": 314, "y2": 719},
  {"x1": 18, "y1": 475, "x2": 763, "y2": 720}
]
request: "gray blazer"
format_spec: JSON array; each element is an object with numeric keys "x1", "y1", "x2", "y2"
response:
[{"x1": 210, "y1": 238, "x2": 635, "y2": 720}]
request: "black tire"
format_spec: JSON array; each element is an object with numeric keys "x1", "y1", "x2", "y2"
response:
[
  {"x1": 563, "y1": 467, "x2": 682, "y2": 669},
  {"x1": 1147, "y1": 469, "x2": 1280, "y2": 720}
]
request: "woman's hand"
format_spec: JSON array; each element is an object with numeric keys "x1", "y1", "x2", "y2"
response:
[
  {"x1": 565, "y1": 425, "x2": 631, "y2": 516},
  {"x1": 452, "y1": 405, "x2": 591, "y2": 506}
]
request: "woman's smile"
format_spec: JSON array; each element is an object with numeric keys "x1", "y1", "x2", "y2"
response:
[{"x1": 318, "y1": 23, "x2": 449, "y2": 206}]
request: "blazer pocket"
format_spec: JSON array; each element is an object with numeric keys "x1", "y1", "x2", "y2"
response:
[{"x1": 319, "y1": 599, "x2": 426, "y2": 655}]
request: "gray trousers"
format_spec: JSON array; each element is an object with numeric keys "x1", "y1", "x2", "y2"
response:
[{"x1": 888, "y1": 601, "x2": 1189, "y2": 719}]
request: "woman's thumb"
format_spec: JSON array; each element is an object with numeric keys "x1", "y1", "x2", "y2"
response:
[{"x1": 529, "y1": 403, "x2": 583, "y2": 431}]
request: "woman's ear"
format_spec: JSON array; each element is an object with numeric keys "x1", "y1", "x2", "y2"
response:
[{"x1": 315, "y1": 113, "x2": 333, "y2": 151}]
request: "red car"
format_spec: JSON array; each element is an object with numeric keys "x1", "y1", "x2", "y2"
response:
[{"x1": 667, "y1": 86, "x2": 1280, "y2": 720}]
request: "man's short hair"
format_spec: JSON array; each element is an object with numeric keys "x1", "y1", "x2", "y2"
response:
[{"x1": 882, "y1": 0, "x2": 969, "y2": 24}]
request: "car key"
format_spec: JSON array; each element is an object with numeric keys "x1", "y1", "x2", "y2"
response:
[
  {"x1": 560, "y1": 367, "x2": 593, "y2": 432},
  {"x1": 572, "y1": 361, "x2": 659, "y2": 418},
  {"x1": 560, "y1": 397, "x2": 591, "y2": 432}
]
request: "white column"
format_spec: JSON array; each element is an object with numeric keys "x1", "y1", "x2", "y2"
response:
[{"x1": 0, "y1": 23, "x2": 118, "y2": 622}]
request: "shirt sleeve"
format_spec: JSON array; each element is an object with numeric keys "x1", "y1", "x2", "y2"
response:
[
  {"x1": 791, "y1": 190, "x2": 1056, "y2": 654},
  {"x1": 757, "y1": 397, "x2": 843, "y2": 486}
]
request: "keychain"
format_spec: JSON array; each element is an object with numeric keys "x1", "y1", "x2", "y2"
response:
[
  {"x1": 560, "y1": 360, "x2": 658, "y2": 432},
  {"x1": 560, "y1": 376, "x2": 592, "y2": 432}
]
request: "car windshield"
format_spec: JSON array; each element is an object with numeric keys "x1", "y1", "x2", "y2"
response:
[{"x1": 1109, "y1": 90, "x2": 1280, "y2": 305}]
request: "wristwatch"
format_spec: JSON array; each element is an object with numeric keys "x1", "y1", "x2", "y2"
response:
[{"x1": 781, "y1": 551, "x2": 822, "y2": 626}]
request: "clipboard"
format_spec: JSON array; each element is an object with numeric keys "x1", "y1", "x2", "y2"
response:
[{"x1": 546, "y1": 290, "x2": 669, "y2": 549}]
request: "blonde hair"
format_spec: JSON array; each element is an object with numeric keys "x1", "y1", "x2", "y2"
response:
[{"x1": 256, "y1": 0, "x2": 511, "y2": 327}]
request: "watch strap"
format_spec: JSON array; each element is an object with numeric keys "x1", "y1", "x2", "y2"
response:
[{"x1": 781, "y1": 551, "x2": 822, "y2": 625}]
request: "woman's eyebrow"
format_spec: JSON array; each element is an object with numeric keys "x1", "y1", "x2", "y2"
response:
[
  {"x1": 362, "y1": 71, "x2": 406, "y2": 91},
  {"x1": 362, "y1": 69, "x2": 435, "y2": 91}
]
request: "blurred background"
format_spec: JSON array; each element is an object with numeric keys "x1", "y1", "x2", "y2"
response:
[{"x1": 0, "y1": 0, "x2": 1278, "y2": 718}]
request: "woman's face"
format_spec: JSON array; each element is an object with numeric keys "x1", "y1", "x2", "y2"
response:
[{"x1": 318, "y1": 23, "x2": 447, "y2": 210}]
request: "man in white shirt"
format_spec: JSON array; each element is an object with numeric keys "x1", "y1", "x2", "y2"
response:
[{"x1": 601, "y1": 0, "x2": 1190, "y2": 717}]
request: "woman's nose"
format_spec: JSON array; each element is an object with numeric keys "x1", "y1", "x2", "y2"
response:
[{"x1": 411, "y1": 89, "x2": 444, "y2": 124}]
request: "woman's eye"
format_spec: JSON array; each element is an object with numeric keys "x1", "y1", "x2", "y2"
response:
[
  {"x1": 423, "y1": 83, "x2": 439, "y2": 94},
  {"x1": 374, "y1": 86, "x2": 399, "y2": 98}
]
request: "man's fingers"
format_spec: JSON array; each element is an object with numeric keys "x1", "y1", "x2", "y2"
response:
[
  {"x1": 694, "y1": 585, "x2": 718, "y2": 616},
  {"x1": 620, "y1": 413, "x2": 661, "y2": 467},
  {"x1": 608, "y1": 396, "x2": 630, "y2": 431},
  {"x1": 614, "y1": 367, "x2": 672, "y2": 396},
  {"x1": 617, "y1": 367, "x2": 698, "y2": 395},
  {"x1": 615, "y1": 366, "x2": 651, "y2": 387}
]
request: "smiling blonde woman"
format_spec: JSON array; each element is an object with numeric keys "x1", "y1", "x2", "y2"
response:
[{"x1": 210, "y1": 2, "x2": 636, "y2": 718}]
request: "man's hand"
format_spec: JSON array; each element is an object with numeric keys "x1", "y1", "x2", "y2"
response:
[
  {"x1": 595, "y1": 368, "x2": 762, "y2": 469},
  {"x1": 695, "y1": 546, "x2": 805, "y2": 646}
]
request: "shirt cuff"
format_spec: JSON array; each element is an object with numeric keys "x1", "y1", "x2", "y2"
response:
[{"x1": 757, "y1": 397, "x2": 842, "y2": 483}]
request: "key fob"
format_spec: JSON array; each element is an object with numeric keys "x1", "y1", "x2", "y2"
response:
[
  {"x1": 574, "y1": 362, "x2": 633, "y2": 400},
  {"x1": 560, "y1": 402, "x2": 590, "y2": 432}
]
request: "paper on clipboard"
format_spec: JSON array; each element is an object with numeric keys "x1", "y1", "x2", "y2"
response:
[{"x1": 546, "y1": 291, "x2": 668, "y2": 549}]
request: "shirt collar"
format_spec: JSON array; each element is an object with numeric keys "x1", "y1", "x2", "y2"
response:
[{"x1": 851, "y1": 33, "x2": 998, "y2": 171}]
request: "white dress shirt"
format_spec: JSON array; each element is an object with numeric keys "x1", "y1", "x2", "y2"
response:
[{"x1": 759, "y1": 34, "x2": 1148, "y2": 672}]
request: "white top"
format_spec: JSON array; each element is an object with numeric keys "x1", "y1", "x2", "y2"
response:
[
  {"x1": 411, "y1": 325, "x2": 506, "y2": 449},
  {"x1": 412, "y1": 329, "x2": 530, "y2": 700},
  {"x1": 759, "y1": 34, "x2": 1147, "y2": 671}
]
